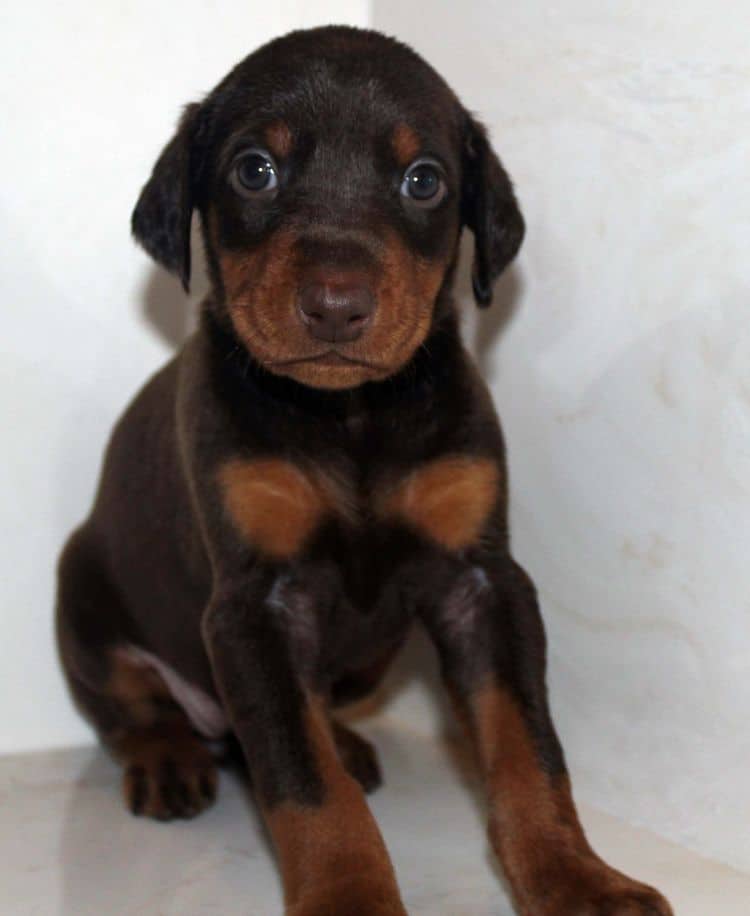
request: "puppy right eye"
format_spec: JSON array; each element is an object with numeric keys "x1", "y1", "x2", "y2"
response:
[
  {"x1": 400, "y1": 158, "x2": 447, "y2": 209},
  {"x1": 230, "y1": 149, "x2": 279, "y2": 198}
]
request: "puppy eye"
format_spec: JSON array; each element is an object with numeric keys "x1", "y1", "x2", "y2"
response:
[
  {"x1": 230, "y1": 149, "x2": 279, "y2": 197},
  {"x1": 400, "y1": 158, "x2": 447, "y2": 208}
]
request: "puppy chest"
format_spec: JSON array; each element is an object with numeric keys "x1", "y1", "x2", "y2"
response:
[
  {"x1": 217, "y1": 454, "x2": 500, "y2": 558},
  {"x1": 266, "y1": 565, "x2": 410, "y2": 682}
]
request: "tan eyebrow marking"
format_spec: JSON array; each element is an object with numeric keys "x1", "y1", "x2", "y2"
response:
[
  {"x1": 391, "y1": 122, "x2": 421, "y2": 166},
  {"x1": 264, "y1": 120, "x2": 293, "y2": 158}
]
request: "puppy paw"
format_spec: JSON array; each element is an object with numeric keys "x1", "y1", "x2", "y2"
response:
[
  {"x1": 523, "y1": 857, "x2": 673, "y2": 916},
  {"x1": 564, "y1": 886, "x2": 672, "y2": 916},
  {"x1": 120, "y1": 728, "x2": 218, "y2": 820}
]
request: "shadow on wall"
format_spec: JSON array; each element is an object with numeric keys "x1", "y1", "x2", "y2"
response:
[
  {"x1": 137, "y1": 215, "x2": 210, "y2": 349},
  {"x1": 453, "y1": 232, "x2": 525, "y2": 379}
]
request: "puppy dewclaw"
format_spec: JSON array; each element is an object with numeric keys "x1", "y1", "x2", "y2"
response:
[{"x1": 57, "y1": 26, "x2": 672, "y2": 916}]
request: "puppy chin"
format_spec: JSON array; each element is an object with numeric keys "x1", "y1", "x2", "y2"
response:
[{"x1": 271, "y1": 356, "x2": 393, "y2": 391}]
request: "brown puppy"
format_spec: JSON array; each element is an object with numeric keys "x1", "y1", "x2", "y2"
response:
[{"x1": 56, "y1": 26, "x2": 673, "y2": 916}]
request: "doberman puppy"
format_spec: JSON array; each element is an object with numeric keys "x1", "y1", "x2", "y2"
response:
[{"x1": 56, "y1": 26, "x2": 672, "y2": 916}]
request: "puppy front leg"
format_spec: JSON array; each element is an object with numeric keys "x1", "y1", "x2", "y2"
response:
[
  {"x1": 203, "y1": 587, "x2": 406, "y2": 916},
  {"x1": 423, "y1": 557, "x2": 672, "y2": 916}
]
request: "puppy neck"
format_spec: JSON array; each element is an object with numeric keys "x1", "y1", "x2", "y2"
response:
[{"x1": 200, "y1": 296, "x2": 465, "y2": 420}]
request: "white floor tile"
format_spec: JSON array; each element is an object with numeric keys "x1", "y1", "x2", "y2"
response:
[{"x1": 0, "y1": 720, "x2": 746, "y2": 914}]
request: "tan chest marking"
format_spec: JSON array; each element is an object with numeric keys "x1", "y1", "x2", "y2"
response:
[
  {"x1": 378, "y1": 456, "x2": 499, "y2": 550},
  {"x1": 218, "y1": 458, "x2": 352, "y2": 559}
]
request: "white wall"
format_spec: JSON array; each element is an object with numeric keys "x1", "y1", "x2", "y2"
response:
[
  {"x1": 0, "y1": 0, "x2": 368, "y2": 754},
  {"x1": 372, "y1": 0, "x2": 750, "y2": 872}
]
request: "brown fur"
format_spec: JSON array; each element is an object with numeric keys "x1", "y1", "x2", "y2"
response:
[
  {"x1": 391, "y1": 122, "x2": 421, "y2": 166},
  {"x1": 378, "y1": 455, "x2": 499, "y2": 550},
  {"x1": 114, "y1": 721, "x2": 217, "y2": 820},
  {"x1": 218, "y1": 228, "x2": 310, "y2": 373},
  {"x1": 105, "y1": 649, "x2": 218, "y2": 820},
  {"x1": 108, "y1": 647, "x2": 173, "y2": 726},
  {"x1": 265, "y1": 120, "x2": 293, "y2": 159},
  {"x1": 267, "y1": 698, "x2": 405, "y2": 914},
  {"x1": 218, "y1": 458, "x2": 331, "y2": 558},
  {"x1": 469, "y1": 684, "x2": 668, "y2": 915},
  {"x1": 217, "y1": 223, "x2": 451, "y2": 390},
  {"x1": 58, "y1": 26, "x2": 672, "y2": 916}
]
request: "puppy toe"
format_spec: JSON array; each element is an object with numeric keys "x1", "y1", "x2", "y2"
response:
[{"x1": 120, "y1": 729, "x2": 219, "y2": 820}]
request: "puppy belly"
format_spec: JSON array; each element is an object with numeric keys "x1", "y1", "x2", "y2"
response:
[{"x1": 119, "y1": 645, "x2": 229, "y2": 739}]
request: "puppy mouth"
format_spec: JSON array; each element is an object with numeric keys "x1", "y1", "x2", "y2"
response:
[{"x1": 266, "y1": 351, "x2": 389, "y2": 373}]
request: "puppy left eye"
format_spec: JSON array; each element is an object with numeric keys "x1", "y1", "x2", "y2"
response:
[
  {"x1": 400, "y1": 159, "x2": 447, "y2": 208},
  {"x1": 230, "y1": 148, "x2": 279, "y2": 198}
]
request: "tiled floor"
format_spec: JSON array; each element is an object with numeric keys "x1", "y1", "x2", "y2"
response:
[{"x1": 1, "y1": 719, "x2": 747, "y2": 915}]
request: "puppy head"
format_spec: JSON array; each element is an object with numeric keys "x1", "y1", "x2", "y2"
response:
[{"x1": 132, "y1": 27, "x2": 524, "y2": 390}]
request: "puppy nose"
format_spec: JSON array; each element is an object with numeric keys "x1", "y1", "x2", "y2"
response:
[{"x1": 298, "y1": 281, "x2": 375, "y2": 343}]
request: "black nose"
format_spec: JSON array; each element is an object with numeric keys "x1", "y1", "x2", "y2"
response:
[{"x1": 298, "y1": 280, "x2": 375, "y2": 343}]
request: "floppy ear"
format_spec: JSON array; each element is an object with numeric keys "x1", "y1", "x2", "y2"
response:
[
  {"x1": 461, "y1": 115, "x2": 525, "y2": 307},
  {"x1": 131, "y1": 103, "x2": 202, "y2": 291}
]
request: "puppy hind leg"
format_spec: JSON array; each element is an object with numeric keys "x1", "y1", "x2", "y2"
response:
[
  {"x1": 56, "y1": 527, "x2": 218, "y2": 821},
  {"x1": 105, "y1": 648, "x2": 219, "y2": 820}
]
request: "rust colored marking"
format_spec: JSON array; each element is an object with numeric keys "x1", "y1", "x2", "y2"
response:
[
  {"x1": 212, "y1": 211, "x2": 452, "y2": 391},
  {"x1": 472, "y1": 684, "x2": 573, "y2": 832},
  {"x1": 468, "y1": 684, "x2": 671, "y2": 913},
  {"x1": 369, "y1": 229, "x2": 447, "y2": 374},
  {"x1": 108, "y1": 647, "x2": 172, "y2": 726},
  {"x1": 217, "y1": 229, "x2": 342, "y2": 388},
  {"x1": 391, "y1": 122, "x2": 421, "y2": 166},
  {"x1": 265, "y1": 697, "x2": 404, "y2": 911},
  {"x1": 379, "y1": 455, "x2": 499, "y2": 550},
  {"x1": 218, "y1": 458, "x2": 332, "y2": 558},
  {"x1": 264, "y1": 120, "x2": 293, "y2": 159},
  {"x1": 107, "y1": 650, "x2": 219, "y2": 820},
  {"x1": 471, "y1": 683, "x2": 590, "y2": 906}
]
